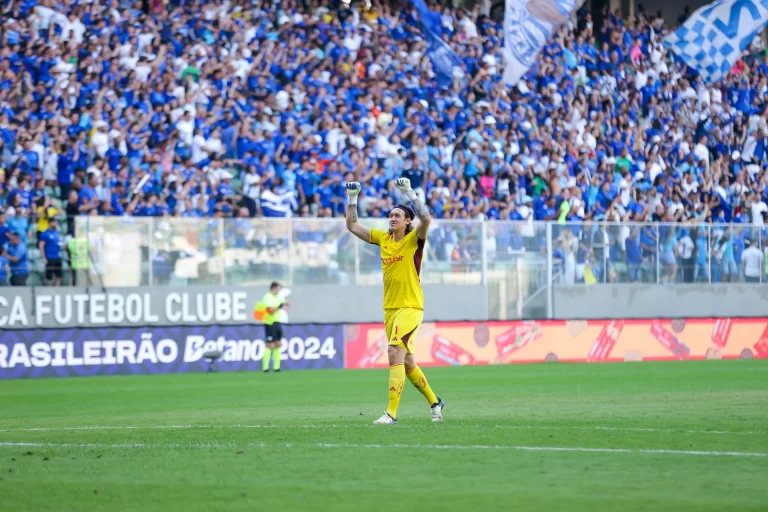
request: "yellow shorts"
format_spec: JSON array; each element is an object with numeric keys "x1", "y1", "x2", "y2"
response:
[{"x1": 384, "y1": 308, "x2": 424, "y2": 355}]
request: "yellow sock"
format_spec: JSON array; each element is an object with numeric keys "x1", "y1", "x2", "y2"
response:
[
  {"x1": 406, "y1": 365, "x2": 438, "y2": 406},
  {"x1": 386, "y1": 363, "x2": 405, "y2": 419},
  {"x1": 262, "y1": 347, "x2": 272, "y2": 371}
]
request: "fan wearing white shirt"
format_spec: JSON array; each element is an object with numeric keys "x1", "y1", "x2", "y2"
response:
[
  {"x1": 91, "y1": 121, "x2": 110, "y2": 159},
  {"x1": 135, "y1": 56, "x2": 153, "y2": 83},
  {"x1": 191, "y1": 129, "x2": 209, "y2": 165},
  {"x1": 241, "y1": 166, "x2": 261, "y2": 217},
  {"x1": 618, "y1": 170, "x2": 632, "y2": 207},
  {"x1": 693, "y1": 135, "x2": 710, "y2": 165},
  {"x1": 730, "y1": 174, "x2": 748, "y2": 207},
  {"x1": 206, "y1": 128, "x2": 224, "y2": 158},
  {"x1": 750, "y1": 193, "x2": 768, "y2": 225},
  {"x1": 176, "y1": 110, "x2": 195, "y2": 146},
  {"x1": 742, "y1": 240, "x2": 764, "y2": 283},
  {"x1": 682, "y1": 172, "x2": 698, "y2": 195},
  {"x1": 677, "y1": 231, "x2": 695, "y2": 283}
]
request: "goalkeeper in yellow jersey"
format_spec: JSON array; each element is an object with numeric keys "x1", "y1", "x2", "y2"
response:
[{"x1": 344, "y1": 177, "x2": 445, "y2": 424}]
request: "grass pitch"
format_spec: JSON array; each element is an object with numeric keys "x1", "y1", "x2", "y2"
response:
[{"x1": 1, "y1": 361, "x2": 767, "y2": 512}]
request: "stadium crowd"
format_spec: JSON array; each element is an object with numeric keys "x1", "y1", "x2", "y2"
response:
[{"x1": 0, "y1": 0, "x2": 767, "y2": 286}]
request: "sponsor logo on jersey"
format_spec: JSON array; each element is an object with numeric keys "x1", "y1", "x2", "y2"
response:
[{"x1": 381, "y1": 255, "x2": 404, "y2": 265}]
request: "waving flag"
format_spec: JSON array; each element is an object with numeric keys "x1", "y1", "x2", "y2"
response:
[
  {"x1": 410, "y1": 0, "x2": 465, "y2": 88},
  {"x1": 503, "y1": 0, "x2": 579, "y2": 85},
  {"x1": 664, "y1": 0, "x2": 768, "y2": 84},
  {"x1": 260, "y1": 190, "x2": 298, "y2": 217}
]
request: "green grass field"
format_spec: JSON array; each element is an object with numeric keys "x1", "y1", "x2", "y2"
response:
[{"x1": 1, "y1": 361, "x2": 767, "y2": 512}]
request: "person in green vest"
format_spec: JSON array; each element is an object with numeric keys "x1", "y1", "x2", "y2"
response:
[
  {"x1": 66, "y1": 235, "x2": 91, "y2": 286},
  {"x1": 256, "y1": 282, "x2": 290, "y2": 373}
]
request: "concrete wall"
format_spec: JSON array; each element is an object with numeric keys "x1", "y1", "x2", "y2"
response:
[
  {"x1": 2, "y1": 283, "x2": 765, "y2": 328},
  {"x1": 289, "y1": 285, "x2": 488, "y2": 323},
  {"x1": 0, "y1": 285, "x2": 489, "y2": 329},
  {"x1": 554, "y1": 284, "x2": 768, "y2": 319}
]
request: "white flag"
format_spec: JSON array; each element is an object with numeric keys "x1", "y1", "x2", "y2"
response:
[{"x1": 503, "y1": 0, "x2": 579, "y2": 85}]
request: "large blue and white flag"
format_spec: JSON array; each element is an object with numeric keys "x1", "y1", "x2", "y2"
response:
[
  {"x1": 260, "y1": 189, "x2": 297, "y2": 218},
  {"x1": 410, "y1": 0, "x2": 465, "y2": 88},
  {"x1": 503, "y1": 0, "x2": 579, "y2": 85},
  {"x1": 664, "y1": 0, "x2": 768, "y2": 84}
]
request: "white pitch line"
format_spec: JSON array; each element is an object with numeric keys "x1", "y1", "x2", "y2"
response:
[
  {"x1": 0, "y1": 441, "x2": 766, "y2": 458},
  {"x1": 0, "y1": 425, "x2": 201, "y2": 432},
  {"x1": 0, "y1": 424, "x2": 762, "y2": 436}
]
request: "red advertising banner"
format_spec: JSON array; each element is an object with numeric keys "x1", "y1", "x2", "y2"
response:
[{"x1": 344, "y1": 318, "x2": 768, "y2": 369}]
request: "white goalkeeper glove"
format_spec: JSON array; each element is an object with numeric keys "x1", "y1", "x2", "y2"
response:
[
  {"x1": 345, "y1": 182, "x2": 361, "y2": 206},
  {"x1": 395, "y1": 177, "x2": 417, "y2": 201}
]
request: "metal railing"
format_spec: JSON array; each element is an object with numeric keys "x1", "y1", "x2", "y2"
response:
[
  {"x1": 555, "y1": 221, "x2": 767, "y2": 285},
  {"x1": 12, "y1": 218, "x2": 768, "y2": 319}
]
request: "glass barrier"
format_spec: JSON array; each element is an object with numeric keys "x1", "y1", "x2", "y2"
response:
[
  {"x1": 220, "y1": 218, "x2": 292, "y2": 287},
  {"x1": 552, "y1": 221, "x2": 659, "y2": 284},
  {"x1": 357, "y1": 216, "x2": 389, "y2": 285},
  {"x1": 11, "y1": 216, "x2": 768, "y2": 289},
  {"x1": 290, "y1": 219, "x2": 350, "y2": 285},
  {"x1": 422, "y1": 220, "x2": 483, "y2": 285},
  {"x1": 69, "y1": 216, "x2": 152, "y2": 288},
  {"x1": 356, "y1": 218, "x2": 484, "y2": 285},
  {"x1": 706, "y1": 224, "x2": 760, "y2": 284},
  {"x1": 155, "y1": 217, "x2": 225, "y2": 286},
  {"x1": 486, "y1": 221, "x2": 547, "y2": 319},
  {"x1": 552, "y1": 221, "x2": 765, "y2": 285}
]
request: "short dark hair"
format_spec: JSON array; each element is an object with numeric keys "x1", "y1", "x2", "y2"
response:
[{"x1": 270, "y1": 281, "x2": 281, "y2": 291}]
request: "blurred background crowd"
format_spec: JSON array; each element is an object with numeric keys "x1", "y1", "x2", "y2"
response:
[{"x1": 0, "y1": 0, "x2": 767, "y2": 286}]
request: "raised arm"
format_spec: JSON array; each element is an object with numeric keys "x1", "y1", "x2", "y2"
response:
[
  {"x1": 345, "y1": 182, "x2": 371, "y2": 243},
  {"x1": 395, "y1": 178, "x2": 431, "y2": 239}
]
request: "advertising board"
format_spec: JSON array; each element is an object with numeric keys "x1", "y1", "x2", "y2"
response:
[
  {"x1": 344, "y1": 318, "x2": 768, "y2": 368},
  {"x1": 0, "y1": 324, "x2": 344, "y2": 379}
]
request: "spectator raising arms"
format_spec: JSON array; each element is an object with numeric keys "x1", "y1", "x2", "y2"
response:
[{"x1": 0, "y1": 0, "x2": 767, "y2": 288}]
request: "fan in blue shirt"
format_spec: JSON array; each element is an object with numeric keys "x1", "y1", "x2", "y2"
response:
[
  {"x1": 6, "y1": 231, "x2": 29, "y2": 286},
  {"x1": 0, "y1": 248, "x2": 9, "y2": 285},
  {"x1": 39, "y1": 224, "x2": 61, "y2": 261}
]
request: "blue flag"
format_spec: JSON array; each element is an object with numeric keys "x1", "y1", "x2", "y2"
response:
[
  {"x1": 664, "y1": 0, "x2": 768, "y2": 84},
  {"x1": 410, "y1": 0, "x2": 464, "y2": 88}
]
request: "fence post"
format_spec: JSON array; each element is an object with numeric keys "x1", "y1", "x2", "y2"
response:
[
  {"x1": 516, "y1": 256, "x2": 524, "y2": 319},
  {"x1": 481, "y1": 221, "x2": 488, "y2": 286},
  {"x1": 757, "y1": 227, "x2": 765, "y2": 284},
  {"x1": 148, "y1": 217, "x2": 154, "y2": 287},
  {"x1": 219, "y1": 218, "x2": 225, "y2": 285},
  {"x1": 288, "y1": 219, "x2": 294, "y2": 286},
  {"x1": 656, "y1": 226, "x2": 661, "y2": 284},
  {"x1": 545, "y1": 221, "x2": 553, "y2": 319},
  {"x1": 602, "y1": 225, "x2": 607, "y2": 283},
  {"x1": 708, "y1": 225, "x2": 712, "y2": 284}
]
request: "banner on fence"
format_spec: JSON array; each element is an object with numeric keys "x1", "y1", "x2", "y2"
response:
[
  {"x1": 0, "y1": 324, "x2": 344, "y2": 379},
  {"x1": 344, "y1": 318, "x2": 768, "y2": 368}
]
